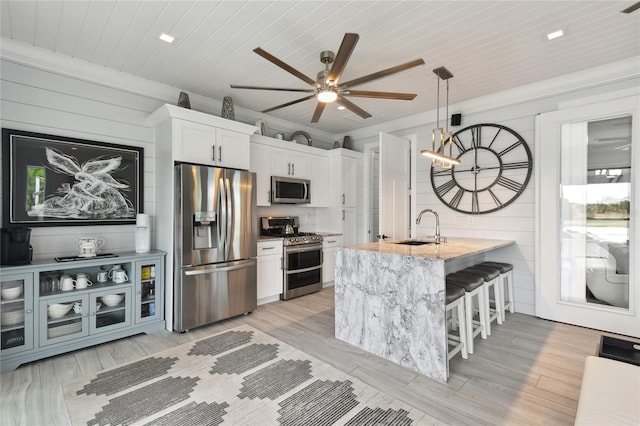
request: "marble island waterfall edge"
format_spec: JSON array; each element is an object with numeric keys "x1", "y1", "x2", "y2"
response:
[{"x1": 334, "y1": 247, "x2": 447, "y2": 383}]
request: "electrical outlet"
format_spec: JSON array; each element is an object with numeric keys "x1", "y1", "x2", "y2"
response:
[{"x1": 467, "y1": 216, "x2": 474, "y2": 224}]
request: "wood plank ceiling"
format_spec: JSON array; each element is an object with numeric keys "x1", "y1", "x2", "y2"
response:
[{"x1": 1, "y1": 1, "x2": 639, "y2": 134}]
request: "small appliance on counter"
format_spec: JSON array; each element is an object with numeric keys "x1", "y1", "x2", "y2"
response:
[
  {"x1": 260, "y1": 217, "x2": 323, "y2": 300},
  {"x1": 135, "y1": 213, "x2": 151, "y2": 253},
  {"x1": 1, "y1": 228, "x2": 33, "y2": 266}
]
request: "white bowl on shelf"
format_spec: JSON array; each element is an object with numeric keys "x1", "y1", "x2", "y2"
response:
[
  {"x1": 47, "y1": 303, "x2": 74, "y2": 319},
  {"x1": 1, "y1": 285, "x2": 23, "y2": 300},
  {"x1": 1, "y1": 306, "x2": 24, "y2": 325},
  {"x1": 101, "y1": 294, "x2": 124, "y2": 307}
]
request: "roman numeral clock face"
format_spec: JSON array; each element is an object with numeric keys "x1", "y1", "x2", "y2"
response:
[{"x1": 430, "y1": 123, "x2": 532, "y2": 214}]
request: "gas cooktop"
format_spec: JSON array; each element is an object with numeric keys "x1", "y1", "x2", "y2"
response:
[{"x1": 260, "y1": 217, "x2": 323, "y2": 245}]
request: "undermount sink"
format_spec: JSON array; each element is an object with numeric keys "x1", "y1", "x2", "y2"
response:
[{"x1": 394, "y1": 240, "x2": 435, "y2": 246}]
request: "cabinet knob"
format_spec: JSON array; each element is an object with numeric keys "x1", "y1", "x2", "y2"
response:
[
  {"x1": 26, "y1": 309, "x2": 32, "y2": 314},
  {"x1": 91, "y1": 312, "x2": 96, "y2": 316},
  {"x1": 211, "y1": 145, "x2": 216, "y2": 161},
  {"x1": 291, "y1": 163, "x2": 295, "y2": 175},
  {"x1": 342, "y1": 194, "x2": 345, "y2": 204},
  {"x1": 219, "y1": 146, "x2": 222, "y2": 162}
]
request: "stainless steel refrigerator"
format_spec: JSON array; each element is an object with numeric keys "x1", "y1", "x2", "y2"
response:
[{"x1": 174, "y1": 164, "x2": 257, "y2": 332}]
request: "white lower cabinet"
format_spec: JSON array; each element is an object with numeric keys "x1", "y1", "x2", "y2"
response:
[
  {"x1": 257, "y1": 241, "x2": 283, "y2": 303},
  {"x1": 322, "y1": 235, "x2": 343, "y2": 284}
]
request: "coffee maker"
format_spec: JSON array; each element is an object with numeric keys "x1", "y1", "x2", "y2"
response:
[{"x1": 1, "y1": 228, "x2": 33, "y2": 265}]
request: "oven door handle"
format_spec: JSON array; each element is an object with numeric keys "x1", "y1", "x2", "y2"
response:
[
  {"x1": 286, "y1": 265, "x2": 322, "y2": 275},
  {"x1": 284, "y1": 244, "x2": 323, "y2": 254}
]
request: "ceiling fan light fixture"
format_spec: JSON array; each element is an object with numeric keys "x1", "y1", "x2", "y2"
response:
[{"x1": 318, "y1": 89, "x2": 338, "y2": 103}]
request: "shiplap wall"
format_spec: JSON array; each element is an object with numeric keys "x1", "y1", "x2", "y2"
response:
[
  {"x1": 0, "y1": 59, "x2": 159, "y2": 259},
  {"x1": 350, "y1": 78, "x2": 640, "y2": 316}
]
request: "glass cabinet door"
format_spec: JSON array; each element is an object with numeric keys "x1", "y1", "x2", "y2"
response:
[
  {"x1": 40, "y1": 295, "x2": 88, "y2": 346},
  {"x1": 91, "y1": 288, "x2": 131, "y2": 334},
  {"x1": 1, "y1": 274, "x2": 34, "y2": 354},
  {"x1": 135, "y1": 261, "x2": 162, "y2": 324}
]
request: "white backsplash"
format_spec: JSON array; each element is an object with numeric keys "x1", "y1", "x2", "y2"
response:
[{"x1": 256, "y1": 206, "x2": 318, "y2": 232}]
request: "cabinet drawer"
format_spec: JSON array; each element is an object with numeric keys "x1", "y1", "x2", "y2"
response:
[
  {"x1": 257, "y1": 242, "x2": 283, "y2": 256},
  {"x1": 322, "y1": 236, "x2": 344, "y2": 249}
]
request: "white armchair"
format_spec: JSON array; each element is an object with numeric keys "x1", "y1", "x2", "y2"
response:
[{"x1": 585, "y1": 242, "x2": 629, "y2": 308}]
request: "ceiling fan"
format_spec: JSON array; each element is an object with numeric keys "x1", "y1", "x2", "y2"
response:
[{"x1": 230, "y1": 33, "x2": 425, "y2": 123}]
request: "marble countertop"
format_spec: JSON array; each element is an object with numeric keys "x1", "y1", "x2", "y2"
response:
[{"x1": 344, "y1": 237, "x2": 515, "y2": 261}]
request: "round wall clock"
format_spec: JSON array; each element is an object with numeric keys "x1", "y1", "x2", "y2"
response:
[{"x1": 430, "y1": 123, "x2": 532, "y2": 214}]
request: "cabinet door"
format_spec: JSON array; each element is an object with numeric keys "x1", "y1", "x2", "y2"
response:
[
  {"x1": 250, "y1": 143, "x2": 272, "y2": 206},
  {"x1": 1, "y1": 273, "x2": 34, "y2": 355},
  {"x1": 270, "y1": 146, "x2": 293, "y2": 177},
  {"x1": 322, "y1": 236, "x2": 343, "y2": 283},
  {"x1": 174, "y1": 119, "x2": 216, "y2": 165},
  {"x1": 216, "y1": 128, "x2": 250, "y2": 170},
  {"x1": 135, "y1": 260, "x2": 162, "y2": 324},
  {"x1": 91, "y1": 287, "x2": 131, "y2": 334},
  {"x1": 309, "y1": 154, "x2": 328, "y2": 207},
  {"x1": 342, "y1": 156, "x2": 358, "y2": 207},
  {"x1": 290, "y1": 151, "x2": 310, "y2": 178},
  {"x1": 342, "y1": 208, "x2": 358, "y2": 246},
  {"x1": 40, "y1": 294, "x2": 89, "y2": 346},
  {"x1": 257, "y1": 242, "x2": 283, "y2": 300}
]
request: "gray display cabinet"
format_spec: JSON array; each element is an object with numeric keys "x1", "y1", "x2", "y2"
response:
[{"x1": 0, "y1": 251, "x2": 165, "y2": 372}]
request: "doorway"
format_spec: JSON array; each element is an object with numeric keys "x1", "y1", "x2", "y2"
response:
[
  {"x1": 536, "y1": 95, "x2": 639, "y2": 337},
  {"x1": 363, "y1": 134, "x2": 415, "y2": 243}
]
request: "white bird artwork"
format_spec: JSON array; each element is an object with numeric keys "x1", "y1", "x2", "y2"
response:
[{"x1": 28, "y1": 147, "x2": 135, "y2": 219}]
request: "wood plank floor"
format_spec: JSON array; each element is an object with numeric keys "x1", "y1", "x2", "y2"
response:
[{"x1": 1, "y1": 286, "x2": 635, "y2": 425}]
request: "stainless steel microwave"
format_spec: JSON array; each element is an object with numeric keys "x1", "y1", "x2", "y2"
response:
[{"x1": 271, "y1": 176, "x2": 310, "y2": 204}]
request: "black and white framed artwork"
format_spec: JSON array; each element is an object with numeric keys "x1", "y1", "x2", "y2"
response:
[{"x1": 2, "y1": 128, "x2": 143, "y2": 227}]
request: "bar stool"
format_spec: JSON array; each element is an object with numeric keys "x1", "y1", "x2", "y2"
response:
[
  {"x1": 446, "y1": 273, "x2": 487, "y2": 355},
  {"x1": 456, "y1": 265, "x2": 503, "y2": 333},
  {"x1": 445, "y1": 283, "x2": 468, "y2": 373},
  {"x1": 480, "y1": 261, "x2": 514, "y2": 319}
]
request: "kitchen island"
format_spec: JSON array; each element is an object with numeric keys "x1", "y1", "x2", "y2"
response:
[{"x1": 334, "y1": 237, "x2": 514, "y2": 382}]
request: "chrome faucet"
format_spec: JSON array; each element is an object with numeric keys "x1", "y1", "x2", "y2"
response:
[{"x1": 416, "y1": 208, "x2": 441, "y2": 244}]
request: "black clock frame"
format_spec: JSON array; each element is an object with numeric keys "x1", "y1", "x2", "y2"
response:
[{"x1": 430, "y1": 123, "x2": 532, "y2": 214}]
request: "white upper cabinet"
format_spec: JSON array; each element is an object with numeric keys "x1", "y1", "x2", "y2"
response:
[{"x1": 148, "y1": 104, "x2": 257, "y2": 170}]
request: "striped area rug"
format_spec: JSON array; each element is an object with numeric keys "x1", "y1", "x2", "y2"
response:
[{"x1": 62, "y1": 325, "x2": 434, "y2": 425}]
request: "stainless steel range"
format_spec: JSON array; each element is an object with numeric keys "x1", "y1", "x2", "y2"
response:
[{"x1": 260, "y1": 217, "x2": 323, "y2": 300}]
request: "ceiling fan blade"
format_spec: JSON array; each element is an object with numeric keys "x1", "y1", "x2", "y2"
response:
[
  {"x1": 230, "y1": 84, "x2": 314, "y2": 93},
  {"x1": 311, "y1": 102, "x2": 326, "y2": 123},
  {"x1": 344, "y1": 90, "x2": 417, "y2": 100},
  {"x1": 253, "y1": 47, "x2": 316, "y2": 86},
  {"x1": 621, "y1": 1, "x2": 640, "y2": 13},
  {"x1": 262, "y1": 94, "x2": 316, "y2": 113},
  {"x1": 326, "y1": 33, "x2": 359, "y2": 86},
  {"x1": 339, "y1": 58, "x2": 425, "y2": 89},
  {"x1": 336, "y1": 94, "x2": 371, "y2": 119}
]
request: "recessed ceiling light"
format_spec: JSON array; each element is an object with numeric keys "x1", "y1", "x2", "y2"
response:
[
  {"x1": 159, "y1": 33, "x2": 175, "y2": 44},
  {"x1": 337, "y1": 106, "x2": 346, "y2": 110},
  {"x1": 547, "y1": 29, "x2": 564, "y2": 40}
]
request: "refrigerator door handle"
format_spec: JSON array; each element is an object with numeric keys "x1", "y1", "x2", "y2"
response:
[
  {"x1": 224, "y1": 177, "x2": 233, "y2": 259},
  {"x1": 184, "y1": 259, "x2": 257, "y2": 275},
  {"x1": 217, "y1": 177, "x2": 225, "y2": 254}
]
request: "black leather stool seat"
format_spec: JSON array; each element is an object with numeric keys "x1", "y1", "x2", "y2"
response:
[
  {"x1": 480, "y1": 261, "x2": 513, "y2": 273},
  {"x1": 446, "y1": 273, "x2": 484, "y2": 292},
  {"x1": 460, "y1": 266, "x2": 500, "y2": 281},
  {"x1": 445, "y1": 283, "x2": 466, "y2": 305}
]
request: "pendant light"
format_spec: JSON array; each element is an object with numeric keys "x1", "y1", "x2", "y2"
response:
[{"x1": 420, "y1": 66, "x2": 460, "y2": 168}]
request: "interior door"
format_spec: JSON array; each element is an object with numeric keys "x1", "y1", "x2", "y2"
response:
[
  {"x1": 379, "y1": 132, "x2": 410, "y2": 240},
  {"x1": 536, "y1": 95, "x2": 639, "y2": 337}
]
